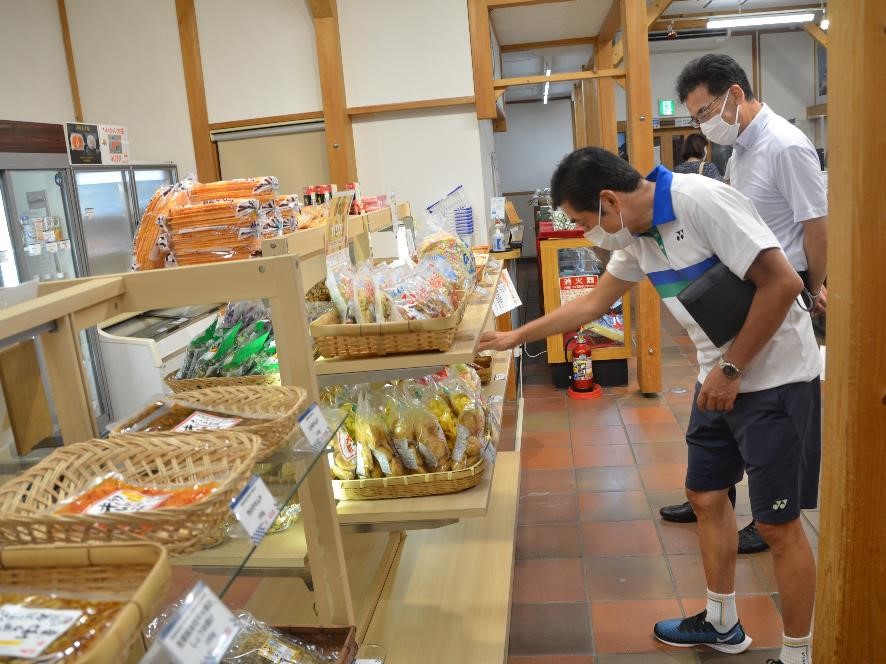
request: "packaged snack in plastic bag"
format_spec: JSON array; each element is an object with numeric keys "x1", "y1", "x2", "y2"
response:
[
  {"x1": 378, "y1": 263, "x2": 455, "y2": 321},
  {"x1": 402, "y1": 379, "x2": 452, "y2": 472},
  {"x1": 417, "y1": 230, "x2": 476, "y2": 290},
  {"x1": 351, "y1": 261, "x2": 377, "y2": 324},
  {"x1": 55, "y1": 473, "x2": 219, "y2": 515},
  {"x1": 354, "y1": 394, "x2": 406, "y2": 478},
  {"x1": 442, "y1": 376, "x2": 486, "y2": 470},
  {"x1": 372, "y1": 265, "x2": 400, "y2": 322},
  {"x1": 0, "y1": 588, "x2": 125, "y2": 662},
  {"x1": 222, "y1": 612, "x2": 339, "y2": 663},
  {"x1": 325, "y1": 260, "x2": 355, "y2": 323}
]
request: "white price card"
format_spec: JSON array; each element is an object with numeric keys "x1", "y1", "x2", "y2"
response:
[
  {"x1": 60, "y1": 240, "x2": 72, "y2": 251},
  {"x1": 230, "y1": 475, "x2": 279, "y2": 545},
  {"x1": 298, "y1": 403, "x2": 333, "y2": 453},
  {"x1": 490, "y1": 196, "x2": 506, "y2": 220},
  {"x1": 45, "y1": 241, "x2": 59, "y2": 254},
  {"x1": 157, "y1": 582, "x2": 241, "y2": 664},
  {"x1": 491, "y1": 269, "x2": 522, "y2": 317},
  {"x1": 0, "y1": 604, "x2": 83, "y2": 658},
  {"x1": 171, "y1": 411, "x2": 243, "y2": 432},
  {"x1": 494, "y1": 372, "x2": 508, "y2": 382}
]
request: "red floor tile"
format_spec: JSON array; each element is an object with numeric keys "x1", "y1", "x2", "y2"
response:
[
  {"x1": 680, "y1": 596, "x2": 784, "y2": 649},
  {"x1": 632, "y1": 443, "x2": 688, "y2": 465},
  {"x1": 619, "y1": 406, "x2": 678, "y2": 425},
  {"x1": 519, "y1": 494, "x2": 580, "y2": 525},
  {"x1": 523, "y1": 384, "x2": 566, "y2": 399},
  {"x1": 522, "y1": 429, "x2": 573, "y2": 449},
  {"x1": 626, "y1": 423, "x2": 686, "y2": 444},
  {"x1": 591, "y1": 599, "x2": 684, "y2": 653},
  {"x1": 522, "y1": 447, "x2": 574, "y2": 471},
  {"x1": 525, "y1": 396, "x2": 569, "y2": 413},
  {"x1": 571, "y1": 426, "x2": 630, "y2": 446},
  {"x1": 513, "y1": 559, "x2": 587, "y2": 603},
  {"x1": 517, "y1": 523, "x2": 583, "y2": 560},
  {"x1": 638, "y1": 463, "x2": 688, "y2": 491},
  {"x1": 509, "y1": 603, "x2": 593, "y2": 656},
  {"x1": 597, "y1": 654, "x2": 696, "y2": 663},
  {"x1": 667, "y1": 554, "x2": 767, "y2": 598},
  {"x1": 573, "y1": 445, "x2": 636, "y2": 468},
  {"x1": 586, "y1": 556, "x2": 676, "y2": 600},
  {"x1": 522, "y1": 469, "x2": 577, "y2": 497},
  {"x1": 508, "y1": 657, "x2": 596, "y2": 664},
  {"x1": 569, "y1": 408, "x2": 625, "y2": 427},
  {"x1": 583, "y1": 520, "x2": 663, "y2": 557},
  {"x1": 523, "y1": 412, "x2": 571, "y2": 432},
  {"x1": 656, "y1": 522, "x2": 701, "y2": 555},
  {"x1": 579, "y1": 491, "x2": 652, "y2": 523},
  {"x1": 576, "y1": 467, "x2": 644, "y2": 493}
]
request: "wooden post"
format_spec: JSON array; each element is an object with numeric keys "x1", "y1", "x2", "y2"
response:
[
  {"x1": 467, "y1": 0, "x2": 497, "y2": 119},
  {"x1": 596, "y1": 41, "x2": 618, "y2": 153},
  {"x1": 620, "y1": 0, "x2": 661, "y2": 394},
  {"x1": 813, "y1": 1, "x2": 886, "y2": 660},
  {"x1": 572, "y1": 83, "x2": 587, "y2": 148},
  {"x1": 56, "y1": 0, "x2": 83, "y2": 122},
  {"x1": 312, "y1": 0, "x2": 358, "y2": 186},
  {"x1": 175, "y1": 0, "x2": 219, "y2": 182},
  {"x1": 582, "y1": 49, "x2": 601, "y2": 147}
]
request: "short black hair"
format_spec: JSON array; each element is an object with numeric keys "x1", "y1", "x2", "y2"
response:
[
  {"x1": 676, "y1": 54, "x2": 755, "y2": 103},
  {"x1": 550, "y1": 147, "x2": 643, "y2": 212},
  {"x1": 681, "y1": 134, "x2": 709, "y2": 161}
]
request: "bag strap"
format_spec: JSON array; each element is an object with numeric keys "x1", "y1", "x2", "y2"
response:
[{"x1": 697, "y1": 160, "x2": 705, "y2": 175}]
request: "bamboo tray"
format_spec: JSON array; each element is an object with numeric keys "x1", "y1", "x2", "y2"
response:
[
  {"x1": 165, "y1": 371, "x2": 281, "y2": 393},
  {"x1": 334, "y1": 458, "x2": 486, "y2": 500},
  {"x1": 110, "y1": 385, "x2": 309, "y2": 461},
  {"x1": 273, "y1": 626, "x2": 358, "y2": 664},
  {"x1": 0, "y1": 542, "x2": 170, "y2": 663},
  {"x1": 310, "y1": 294, "x2": 469, "y2": 359},
  {"x1": 0, "y1": 432, "x2": 260, "y2": 554}
]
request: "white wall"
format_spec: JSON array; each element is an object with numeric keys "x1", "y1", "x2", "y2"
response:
[
  {"x1": 195, "y1": 0, "x2": 322, "y2": 123},
  {"x1": 352, "y1": 109, "x2": 490, "y2": 242},
  {"x1": 0, "y1": 0, "x2": 75, "y2": 124},
  {"x1": 760, "y1": 31, "x2": 815, "y2": 138},
  {"x1": 339, "y1": 0, "x2": 474, "y2": 107},
  {"x1": 66, "y1": 0, "x2": 196, "y2": 175}
]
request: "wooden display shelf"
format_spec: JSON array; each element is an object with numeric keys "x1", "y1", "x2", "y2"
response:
[
  {"x1": 361, "y1": 450, "x2": 520, "y2": 664},
  {"x1": 315, "y1": 266, "x2": 503, "y2": 380},
  {"x1": 334, "y1": 349, "x2": 512, "y2": 528}
]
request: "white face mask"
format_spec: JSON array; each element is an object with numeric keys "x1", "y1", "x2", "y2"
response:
[
  {"x1": 584, "y1": 198, "x2": 634, "y2": 251},
  {"x1": 700, "y1": 94, "x2": 741, "y2": 146}
]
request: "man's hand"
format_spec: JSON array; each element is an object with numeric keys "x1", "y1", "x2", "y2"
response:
[
  {"x1": 477, "y1": 330, "x2": 520, "y2": 353},
  {"x1": 697, "y1": 366, "x2": 741, "y2": 412},
  {"x1": 812, "y1": 284, "x2": 827, "y2": 317}
]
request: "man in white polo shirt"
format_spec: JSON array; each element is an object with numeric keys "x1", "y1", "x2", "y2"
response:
[
  {"x1": 658, "y1": 54, "x2": 828, "y2": 552},
  {"x1": 478, "y1": 147, "x2": 820, "y2": 664}
]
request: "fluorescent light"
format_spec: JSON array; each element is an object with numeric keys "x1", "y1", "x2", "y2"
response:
[
  {"x1": 707, "y1": 12, "x2": 815, "y2": 29},
  {"x1": 543, "y1": 80, "x2": 550, "y2": 104},
  {"x1": 820, "y1": 17, "x2": 829, "y2": 30}
]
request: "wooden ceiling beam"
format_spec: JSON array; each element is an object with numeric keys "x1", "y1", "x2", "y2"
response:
[
  {"x1": 613, "y1": 0, "x2": 673, "y2": 66},
  {"x1": 487, "y1": 0, "x2": 571, "y2": 8},
  {"x1": 803, "y1": 22, "x2": 829, "y2": 47},
  {"x1": 494, "y1": 68, "x2": 625, "y2": 89},
  {"x1": 500, "y1": 36, "x2": 596, "y2": 52},
  {"x1": 649, "y1": 17, "x2": 708, "y2": 31},
  {"x1": 306, "y1": 0, "x2": 332, "y2": 19},
  {"x1": 468, "y1": 0, "x2": 497, "y2": 120},
  {"x1": 597, "y1": 0, "x2": 622, "y2": 43}
]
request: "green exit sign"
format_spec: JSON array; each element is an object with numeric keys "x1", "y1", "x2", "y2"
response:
[{"x1": 659, "y1": 99, "x2": 676, "y2": 116}]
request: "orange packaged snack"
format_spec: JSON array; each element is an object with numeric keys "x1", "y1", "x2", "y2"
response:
[{"x1": 56, "y1": 477, "x2": 218, "y2": 516}]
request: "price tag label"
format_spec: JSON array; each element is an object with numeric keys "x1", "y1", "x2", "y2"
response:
[
  {"x1": 231, "y1": 476, "x2": 279, "y2": 545},
  {"x1": 158, "y1": 582, "x2": 240, "y2": 664},
  {"x1": 0, "y1": 604, "x2": 83, "y2": 657},
  {"x1": 492, "y1": 269, "x2": 522, "y2": 317},
  {"x1": 490, "y1": 196, "x2": 506, "y2": 220},
  {"x1": 60, "y1": 240, "x2": 72, "y2": 251},
  {"x1": 171, "y1": 411, "x2": 243, "y2": 432},
  {"x1": 45, "y1": 241, "x2": 59, "y2": 254},
  {"x1": 494, "y1": 372, "x2": 507, "y2": 382},
  {"x1": 298, "y1": 403, "x2": 333, "y2": 453}
]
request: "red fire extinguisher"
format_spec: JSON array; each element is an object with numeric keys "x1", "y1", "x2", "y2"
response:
[{"x1": 567, "y1": 330, "x2": 594, "y2": 392}]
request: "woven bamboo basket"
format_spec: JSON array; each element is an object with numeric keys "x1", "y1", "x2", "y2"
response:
[
  {"x1": 273, "y1": 626, "x2": 358, "y2": 664},
  {"x1": 472, "y1": 355, "x2": 494, "y2": 384},
  {"x1": 333, "y1": 458, "x2": 486, "y2": 500},
  {"x1": 110, "y1": 385, "x2": 308, "y2": 461},
  {"x1": 311, "y1": 293, "x2": 469, "y2": 359},
  {"x1": 165, "y1": 371, "x2": 281, "y2": 393},
  {"x1": 0, "y1": 542, "x2": 170, "y2": 663},
  {"x1": 0, "y1": 432, "x2": 260, "y2": 554}
]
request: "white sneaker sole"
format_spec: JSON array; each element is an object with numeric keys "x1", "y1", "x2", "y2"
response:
[{"x1": 654, "y1": 634, "x2": 753, "y2": 654}]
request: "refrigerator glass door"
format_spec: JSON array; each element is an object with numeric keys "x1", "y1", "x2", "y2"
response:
[
  {"x1": 0, "y1": 185, "x2": 19, "y2": 287},
  {"x1": 3, "y1": 170, "x2": 78, "y2": 283},
  {"x1": 132, "y1": 166, "x2": 177, "y2": 219},
  {"x1": 74, "y1": 167, "x2": 137, "y2": 276}
]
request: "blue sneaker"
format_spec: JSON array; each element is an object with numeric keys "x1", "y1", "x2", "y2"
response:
[{"x1": 654, "y1": 610, "x2": 752, "y2": 654}]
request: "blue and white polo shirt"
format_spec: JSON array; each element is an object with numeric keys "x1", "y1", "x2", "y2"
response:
[{"x1": 606, "y1": 166, "x2": 821, "y2": 392}]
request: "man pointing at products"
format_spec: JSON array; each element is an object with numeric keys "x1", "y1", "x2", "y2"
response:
[{"x1": 478, "y1": 147, "x2": 820, "y2": 664}]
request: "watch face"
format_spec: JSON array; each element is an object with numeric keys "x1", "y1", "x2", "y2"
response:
[{"x1": 722, "y1": 363, "x2": 740, "y2": 379}]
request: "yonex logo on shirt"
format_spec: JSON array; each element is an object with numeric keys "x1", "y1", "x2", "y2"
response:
[
  {"x1": 772, "y1": 499, "x2": 788, "y2": 510},
  {"x1": 676, "y1": 230, "x2": 685, "y2": 241}
]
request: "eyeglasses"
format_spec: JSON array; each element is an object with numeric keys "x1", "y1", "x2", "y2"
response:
[{"x1": 689, "y1": 92, "x2": 727, "y2": 128}]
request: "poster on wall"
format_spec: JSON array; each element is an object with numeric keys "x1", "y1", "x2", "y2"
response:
[{"x1": 65, "y1": 122, "x2": 130, "y2": 165}]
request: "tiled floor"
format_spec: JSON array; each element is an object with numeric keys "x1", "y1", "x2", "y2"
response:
[{"x1": 503, "y1": 259, "x2": 820, "y2": 664}]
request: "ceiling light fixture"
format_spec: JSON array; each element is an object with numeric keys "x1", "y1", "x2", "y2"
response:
[
  {"x1": 818, "y1": 0, "x2": 829, "y2": 30},
  {"x1": 706, "y1": 12, "x2": 815, "y2": 29},
  {"x1": 543, "y1": 81, "x2": 550, "y2": 104}
]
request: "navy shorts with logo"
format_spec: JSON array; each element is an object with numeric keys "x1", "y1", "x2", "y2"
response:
[{"x1": 684, "y1": 377, "x2": 821, "y2": 524}]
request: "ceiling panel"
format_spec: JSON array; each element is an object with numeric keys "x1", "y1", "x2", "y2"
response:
[{"x1": 490, "y1": 0, "x2": 611, "y2": 45}]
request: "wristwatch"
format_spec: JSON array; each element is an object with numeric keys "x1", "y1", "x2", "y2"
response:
[{"x1": 718, "y1": 357, "x2": 743, "y2": 380}]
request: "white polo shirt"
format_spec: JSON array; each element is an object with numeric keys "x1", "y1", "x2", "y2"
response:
[
  {"x1": 607, "y1": 168, "x2": 821, "y2": 392},
  {"x1": 725, "y1": 104, "x2": 828, "y2": 272}
]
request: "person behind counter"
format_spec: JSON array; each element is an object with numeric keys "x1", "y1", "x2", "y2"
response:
[
  {"x1": 478, "y1": 146, "x2": 821, "y2": 664},
  {"x1": 674, "y1": 134, "x2": 722, "y2": 180}
]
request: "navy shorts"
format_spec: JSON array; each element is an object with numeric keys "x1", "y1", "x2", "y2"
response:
[{"x1": 684, "y1": 377, "x2": 821, "y2": 524}]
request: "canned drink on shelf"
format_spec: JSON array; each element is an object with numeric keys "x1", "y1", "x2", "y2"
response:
[{"x1": 303, "y1": 186, "x2": 315, "y2": 207}]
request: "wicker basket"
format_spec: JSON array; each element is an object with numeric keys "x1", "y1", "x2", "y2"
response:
[
  {"x1": 334, "y1": 458, "x2": 486, "y2": 500},
  {"x1": 110, "y1": 385, "x2": 308, "y2": 461},
  {"x1": 311, "y1": 294, "x2": 469, "y2": 359},
  {"x1": 0, "y1": 542, "x2": 170, "y2": 663},
  {"x1": 274, "y1": 626, "x2": 358, "y2": 664},
  {"x1": 165, "y1": 371, "x2": 281, "y2": 393},
  {"x1": 473, "y1": 355, "x2": 493, "y2": 384},
  {"x1": 0, "y1": 432, "x2": 260, "y2": 554}
]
